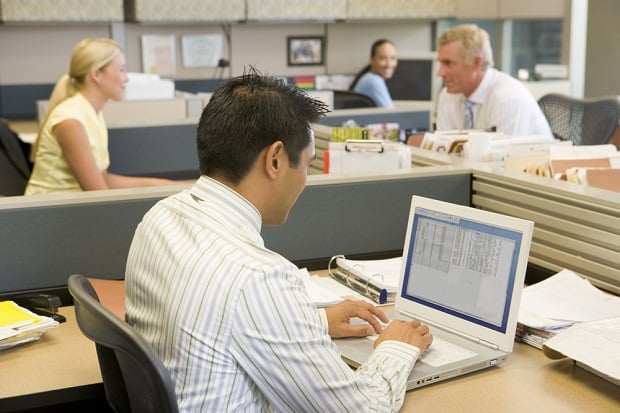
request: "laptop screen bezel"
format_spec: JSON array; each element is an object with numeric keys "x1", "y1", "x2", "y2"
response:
[{"x1": 395, "y1": 196, "x2": 533, "y2": 353}]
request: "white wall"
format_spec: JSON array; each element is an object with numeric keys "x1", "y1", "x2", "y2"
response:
[{"x1": 0, "y1": 21, "x2": 434, "y2": 85}]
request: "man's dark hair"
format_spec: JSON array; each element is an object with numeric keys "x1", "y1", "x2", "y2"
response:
[{"x1": 197, "y1": 67, "x2": 330, "y2": 184}]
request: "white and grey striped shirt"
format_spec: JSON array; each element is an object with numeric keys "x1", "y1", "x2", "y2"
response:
[{"x1": 126, "y1": 176, "x2": 419, "y2": 412}]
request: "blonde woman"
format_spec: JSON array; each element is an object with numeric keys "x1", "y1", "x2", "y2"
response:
[{"x1": 25, "y1": 38, "x2": 174, "y2": 195}]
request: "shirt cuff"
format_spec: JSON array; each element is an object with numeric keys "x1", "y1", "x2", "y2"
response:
[
  {"x1": 316, "y1": 308, "x2": 329, "y2": 335},
  {"x1": 373, "y1": 340, "x2": 420, "y2": 367}
]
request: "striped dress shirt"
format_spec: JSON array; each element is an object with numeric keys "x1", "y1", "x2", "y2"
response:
[{"x1": 125, "y1": 176, "x2": 419, "y2": 412}]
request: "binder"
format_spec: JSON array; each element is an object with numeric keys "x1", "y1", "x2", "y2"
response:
[{"x1": 327, "y1": 255, "x2": 400, "y2": 305}]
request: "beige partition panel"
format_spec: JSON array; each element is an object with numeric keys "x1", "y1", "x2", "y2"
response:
[
  {"x1": 346, "y1": 0, "x2": 455, "y2": 19},
  {"x1": 125, "y1": 0, "x2": 245, "y2": 22},
  {"x1": 471, "y1": 170, "x2": 620, "y2": 294},
  {"x1": 0, "y1": 0, "x2": 122, "y2": 21},
  {"x1": 246, "y1": 0, "x2": 346, "y2": 20}
]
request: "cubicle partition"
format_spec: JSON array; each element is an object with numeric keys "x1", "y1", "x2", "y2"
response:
[
  {"x1": 320, "y1": 104, "x2": 431, "y2": 131},
  {"x1": 108, "y1": 122, "x2": 200, "y2": 180},
  {"x1": 471, "y1": 169, "x2": 620, "y2": 295},
  {"x1": 265, "y1": 171, "x2": 471, "y2": 268},
  {"x1": 104, "y1": 104, "x2": 434, "y2": 179},
  {"x1": 0, "y1": 170, "x2": 472, "y2": 301}
]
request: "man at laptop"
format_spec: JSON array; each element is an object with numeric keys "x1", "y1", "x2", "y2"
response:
[{"x1": 125, "y1": 68, "x2": 433, "y2": 412}]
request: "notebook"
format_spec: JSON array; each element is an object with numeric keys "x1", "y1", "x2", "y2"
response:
[{"x1": 335, "y1": 195, "x2": 534, "y2": 390}]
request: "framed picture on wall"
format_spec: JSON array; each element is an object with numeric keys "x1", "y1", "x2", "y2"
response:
[{"x1": 287, "y1": 36, "x2": 325, "y2": 66}]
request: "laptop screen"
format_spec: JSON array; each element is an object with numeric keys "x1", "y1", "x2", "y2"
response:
[{"x1": 401, "y1": 205, "x2": 524, "y2": 334}]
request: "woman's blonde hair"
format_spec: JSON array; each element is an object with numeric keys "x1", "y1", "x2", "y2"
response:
[
  {"x1": 48, "y1": 37, "x2": 122, "y2": 108},
  {"x1": 437, "y1": 24, "x2": 494, "y2": 70},
  {"x1": 32, "y1": 38, "x2": 122, "y2": 160}
]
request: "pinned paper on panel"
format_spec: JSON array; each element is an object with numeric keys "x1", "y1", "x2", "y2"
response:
[
  {"x1": 141, "y1": 34, "x2": 176, "y2": 77},
  {"x1": 181, "y1": 34, "x2": 223, "y2": 68}
]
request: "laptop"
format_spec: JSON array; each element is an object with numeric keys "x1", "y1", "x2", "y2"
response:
[{"x1": 335, "y1": 195, "x2": 534, "y2": 390}]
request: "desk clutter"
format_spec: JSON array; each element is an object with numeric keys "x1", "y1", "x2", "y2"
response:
[
  {"x1": 0, "y1": 301, "x2": 59, "y2": 350},
  {"x1": 418, "y1": 129, "x2": 559, "y2": 161},
  {"x1": 505, "y1": 143, "x2": 620, "y2": 192},
  {"x1": 415, "y1": 130, "x2": 620, "y2": 193},
  {"x1": 516, "y1": 269, "x2": 620, "y2": 386},
  {"x1": 324, "y1": 125, "x2": 411, "y2": 175}
]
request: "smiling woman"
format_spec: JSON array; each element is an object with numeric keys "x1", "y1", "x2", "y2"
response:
[
  {"x1": 25, "y1": 38, "x2": 176, "y2": 196},
  {"x1": 349, "y1": 39, "x2": 398, "y2": 108}
]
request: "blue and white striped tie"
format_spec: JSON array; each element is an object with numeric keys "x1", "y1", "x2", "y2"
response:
[{"x1": 464, "y1": 100, "x2": 474, "y2": 129}]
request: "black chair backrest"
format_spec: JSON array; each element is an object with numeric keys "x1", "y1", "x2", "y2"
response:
[
  {"x1": 538, "y1": 93, "x2": 620, "y2": 145},
  {"x1": 68, "y1": 274, "x2": 178, "y2": 413},
  {"x1": 333, "y1": 90, "x2": 377, "y2": 109},
  {"x1": 0, "y1": 121, "x2": 32, "y2": 196}
]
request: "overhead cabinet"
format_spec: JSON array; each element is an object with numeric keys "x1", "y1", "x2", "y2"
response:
[
  {"x1": 246, "y1": 0, "x2": 346, "y2": 21},
  {"x1": 0, "y1": 0, "x2": 123, "y2": 22},
  {"x1": 125, "y1": 0, "x2": 245, "y2": 22},
  {"x1": 346, "y1": 0, "x2": 456, "y2": 19},
  {"x1": 455, "y1": 0, "x2": 565, "y2": 19}
]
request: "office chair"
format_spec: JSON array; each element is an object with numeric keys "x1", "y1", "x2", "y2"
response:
[
  {"x1": 0, "y1": 120, "x2": 32, "y2": 196},
  {"x1": 538, "y1": 93, "x2": 620, "y2": 145},
  {"x1": 332, "y1": 90, "x2": 377, "y2": 109},
  {"x1": 68, "y1": 274, "x2": 179, "y2": 413}
]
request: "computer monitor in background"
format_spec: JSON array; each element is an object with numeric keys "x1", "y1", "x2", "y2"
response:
[{"x1": 386, "y1": 54, "x2": 439, "y2": 102}]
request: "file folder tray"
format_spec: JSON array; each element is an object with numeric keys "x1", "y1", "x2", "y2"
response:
[{"x1": 345, "y1": 139, "x2": 384, "y2": 153}]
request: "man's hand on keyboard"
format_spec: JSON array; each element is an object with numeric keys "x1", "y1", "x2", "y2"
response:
[{"x1": 374, "y1": 319, "x2": 434, "y2": 353}]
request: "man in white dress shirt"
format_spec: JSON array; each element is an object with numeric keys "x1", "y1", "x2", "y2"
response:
[
  {"x1": 434, "y1": 24, "x2": 553, "y2": 140},
  {"x1": 125, "y1": 68, "x2": 433, "y2": 412}
]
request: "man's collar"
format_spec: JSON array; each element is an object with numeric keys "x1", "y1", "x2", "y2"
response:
[{"x1": 467, "y1": 68, "x2": 496, "y2": 104}]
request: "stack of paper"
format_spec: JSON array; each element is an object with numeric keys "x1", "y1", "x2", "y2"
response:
[
  {"x1": 0, "y1": 301, "x2": 59, "y2": 350},
  {"x1": 516, "y1": 269, "x2": 620, "y2": 349},
  {"x1": 542, "y1": 317, "x2": 620, "y2": 386},
  {"x1": 124, "y1": 72, "x2": 175, "y2": 100}
]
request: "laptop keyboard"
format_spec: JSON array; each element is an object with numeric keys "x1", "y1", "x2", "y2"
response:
[
  {"x1": 417, "y1": 336, "x2": 478, "y2": 367},
  {"x1": 367, "y1": 334, "x2": 477, "y2": 367}
]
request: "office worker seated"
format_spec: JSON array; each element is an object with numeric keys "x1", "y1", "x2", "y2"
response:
[
  {"x1": 25, "y1": 38, "x2": 174, "y2": 195},
  {"x1": 350, "y1": 39, "x2": 398, "y2": 108},
  {"x1": 434, "y1": 24, "x2": 553, "y2": 139},
  {"x1": 125, "y1": 69, "x2": 433, "y2": 412}
]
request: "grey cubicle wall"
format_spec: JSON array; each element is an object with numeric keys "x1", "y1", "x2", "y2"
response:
[
  {"x1": 264, "y1": 173, "x2": 470, "y2": 266},
  {"x1": 108, "y1": 123, "x2": 200, "y2": 180},
  {"x1": 105, "y1": 108, "x2": 431, "y2": 181},
  {"x1": 0, "y1": 171, "x2": 471, "y2": 296},
  {"x1": 320, "y1": 109, "x2": 430, "y2": 131}
]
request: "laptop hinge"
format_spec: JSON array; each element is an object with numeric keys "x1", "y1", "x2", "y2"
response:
[
  {"x1": 477, "y1": 339, "x2": 499, "y2": 350},
  {"x1": 400, "y1": 310, "x2": 500, "y2": 350}
]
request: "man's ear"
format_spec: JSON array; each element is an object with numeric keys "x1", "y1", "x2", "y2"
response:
[
  {"x1": 472, "y1": 55, "x2": 484, "y2": 70},
  {"x1": 265, "y1": 141, "x2": 285, "y2": 179}
]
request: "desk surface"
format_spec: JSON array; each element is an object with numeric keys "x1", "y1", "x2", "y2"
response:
[{"x1": 1, "y1": 287, "x2": 619, "y2": 412}]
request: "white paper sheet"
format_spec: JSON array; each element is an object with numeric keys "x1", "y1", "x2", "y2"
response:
[
  {"x1": 543, "y1": 317, "x2": 620, "y2": 386},
  {"x1": 518, "y1": 269, "x2": 620, "y2": 330}
]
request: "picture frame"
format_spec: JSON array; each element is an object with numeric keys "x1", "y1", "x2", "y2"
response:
[{"x1": 287, "y1": 36, "x2": 325, "y2": 66}]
